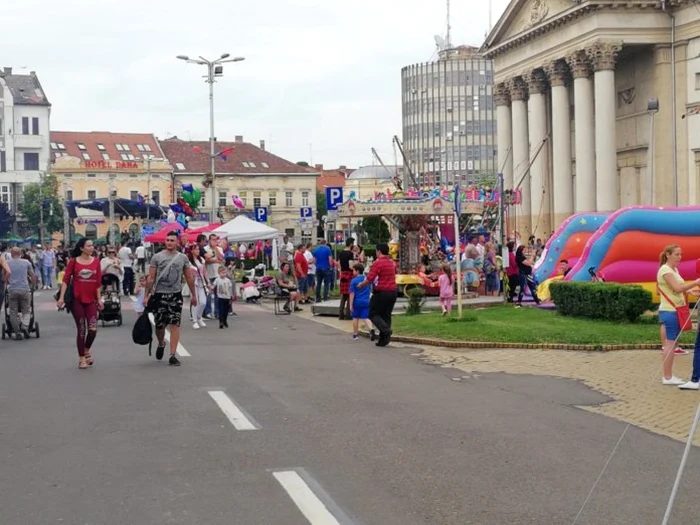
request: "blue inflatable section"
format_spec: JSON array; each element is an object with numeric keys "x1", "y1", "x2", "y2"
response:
[
  {"x1": 567, "y1": 207, "x2": 700, "y2": 281},
  {"x1": 533, "y1": 213, "x2": 607, "y2": 283}
]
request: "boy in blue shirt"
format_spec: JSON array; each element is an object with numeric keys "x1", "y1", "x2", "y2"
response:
[{"x1": 349, "y1": 264, "x2": 375, "y2": 341}]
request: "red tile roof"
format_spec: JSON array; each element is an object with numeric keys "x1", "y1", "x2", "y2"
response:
[
  {"x1": 50, "y1": 131, "x2": 165, "y2": 164},
  {"x1": 158, "y1": 137, "x2": 316, "y2": 176}
]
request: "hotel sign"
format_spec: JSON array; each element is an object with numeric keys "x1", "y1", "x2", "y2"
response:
[{"x1": 83, "y1": 160, "x2": 139, "y2": 170}]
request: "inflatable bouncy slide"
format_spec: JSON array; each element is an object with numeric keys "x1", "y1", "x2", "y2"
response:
[{"x1": 535, "y1": 206, "x2": 700, "y2": 303}]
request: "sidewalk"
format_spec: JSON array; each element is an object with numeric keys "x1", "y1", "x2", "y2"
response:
[{"x1": 290, "y1": 305, "x2": 700, "y2": 446}]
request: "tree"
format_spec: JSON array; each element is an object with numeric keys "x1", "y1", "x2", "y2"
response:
[
  {"x1": 362, "y1": 216, "x2": 390, "y2": 244},
  {"x1": 22, "y1": 174, "x2": 64, "y2": 236},
  {"x1": 316, "y1": 191, "x2": 327, "y2": 239}
]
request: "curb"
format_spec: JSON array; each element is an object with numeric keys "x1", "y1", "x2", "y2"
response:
[{"x1": 359, "y1": 332, "x2": 692, "y2": 352}]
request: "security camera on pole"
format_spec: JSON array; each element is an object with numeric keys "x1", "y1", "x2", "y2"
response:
[{"x1": 177, "y1": 53, "x2": 245, "y2": 222}]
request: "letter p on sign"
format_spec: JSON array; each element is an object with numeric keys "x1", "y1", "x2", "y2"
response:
[{"x1": 326, "y1": 187, "x2": 344, "y2": 211}]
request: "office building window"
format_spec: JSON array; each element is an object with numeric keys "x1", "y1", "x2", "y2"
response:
[
  {"x1": 22, "y1": 117, "x2": 29, "y2": 135},
  {"x1": 301, "y1": 191, "x2": 309, "y2": 207},
  {"x1": 87, "y1": 190, "x2": 97, "y2": 200},
  {"x1": 77, "y1": 143, "x2": 86, "y2": 150},
  {"x1": 82, "y1": 153, "x2": 91, "y2": 160},
  {"x1": 268, "y1": 191, "x2": 276, "y2": 206},
  {"x1": 0, "y1": 185, "x2": 9, "y2": 203},
  {"x1": 0, "y1": 151, "x2": 5, "y2": 172},
  {"x1": 253, "y1": 191, "x2": 261, "y2": 208},
  {"x1": 285, "y1": 191, "x2": 293, "y2": 207},
  {"x1": 130, "y1": 190, "x2": 139, "y2": 201},
  {"x1": 102, "y1": 153, "x2": 110, "y2": 160},
  {"x1": 65, "y1": 190, "x2": 73, "y2": 201},
  {"x1": 97, "y1": 144, "x2": 106, "y2": 151},
  {"x1": 116, "y1": 144, "x2": 123, "y2": 151},
  {"x1": 218, "y1": 191, "x2": 227, "y2": 207},
  {"x1": 151, "y1": 191, "x2": 160, "y2": 205},
  {"x1": 24, "y1": 153, "x2": 39, "y2": 170},
  {"x1": 239, "y1": 192, "x2": 247, "y2": 206},
  {"x1": 32, "y1": 118, "x2": 39, "y2": 135}
]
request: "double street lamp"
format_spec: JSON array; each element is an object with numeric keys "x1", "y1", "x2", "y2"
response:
[{"x1": 176, "y1": 53, "x2": 245, "y2": 222}]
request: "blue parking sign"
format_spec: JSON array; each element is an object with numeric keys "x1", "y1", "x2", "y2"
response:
[
  {"x1": 300, "y1": 207, "x2": 313, "y2": 218},
  {"x1": 254, "y1": 206, "x2": 268, "y2": 223},
  {"x1": 326, "y1": 187, "x2": 344, "y2": 211}
]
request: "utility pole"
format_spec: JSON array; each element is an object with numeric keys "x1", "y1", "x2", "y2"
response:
[
  {"x1": 38, "y1": 175, "x2": 46, "y2": 245},
  {"x1": 146, "y1": 157, "x2": 152, "y2": 222},
  {"x1": 63, "y1": 185, "x2": 70, "y2": 247},
  {"x1": 208, "y1": 62, "x2": 216, "y2": 223},
  {"x1": 108, "y1": 177, "x2": 116, "y2": 245}
]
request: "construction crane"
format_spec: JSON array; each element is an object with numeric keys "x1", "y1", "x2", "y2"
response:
[
  {"x1": 392, "y1": 136, "x2": 419, "y2": 189},
  {"x1": 371, "y1": 147, "x2": 403, "y2": 192}
]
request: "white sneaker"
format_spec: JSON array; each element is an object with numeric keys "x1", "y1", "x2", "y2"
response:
[
  {"x1": 679, "y1": 381, "x2": 700, "y2": 390},
  {"x1": 662, "y1": 376, "x2": 685, "y2": 386},
  {"x1": 199, "y1": 319, "x2": 206, "y2": 327},
  {"x1": 192, "y1": 322, "x2": 200, "y2": 330}
]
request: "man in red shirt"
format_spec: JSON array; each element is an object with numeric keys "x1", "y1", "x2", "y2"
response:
[
  {"x1": 294, "y1": 244, "x2": 310, "y2": 303},
  {"x1": 358, "y1": 243, "x2": 397, "y2": 347}
]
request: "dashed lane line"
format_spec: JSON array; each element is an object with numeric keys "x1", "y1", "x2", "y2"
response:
[
  {"x1": 207, "y1": 390, "x2": 260, "y2": 430},
  {"x1": 272, "y1": 469, "x2": 353, "y2": 525}
]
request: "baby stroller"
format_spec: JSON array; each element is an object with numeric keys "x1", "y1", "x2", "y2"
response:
[
  {"x1": 99, "y1": 274, "x2": 123, "y2": 326},
  {"x1": 2, "y1": 288, "x2": 40, "y2": 339}
]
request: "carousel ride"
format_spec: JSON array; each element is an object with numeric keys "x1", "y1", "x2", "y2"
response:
[{"x1": 337, "y1": 185, "x2": 522, "y2": 296}]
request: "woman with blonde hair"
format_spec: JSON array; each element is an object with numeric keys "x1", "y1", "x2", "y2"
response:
[{"x1": 657, "y1": 244, "x2": 700, "y2": 385}]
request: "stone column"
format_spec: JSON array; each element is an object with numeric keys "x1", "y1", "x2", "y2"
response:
[
  {"x1": 566, "y1": 50, "x2": 596, "y2": 213},
  {"x1": 524, "y1": 69, "x2": 550, "y2": 239},
  {"x1": 495, "y1": 83, "x2": 513, "y2": 189},
  {"x1": 507, "y1": 77, "x2": 531, "y2": 235},
  {"x1": 545, "y1": 60, "x2": 573, "y2": 228},
  {"x1": 588, "y1": 43, "x2": 621, "y2": 212}
]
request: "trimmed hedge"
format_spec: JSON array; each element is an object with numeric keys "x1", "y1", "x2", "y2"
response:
[{"x1": 549, "y1": 281, "x2": 653, "y2": 323}]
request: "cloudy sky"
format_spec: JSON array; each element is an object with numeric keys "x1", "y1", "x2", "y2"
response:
[{"x1": 6, "y1": 0, "x2": 510, "y2": 168}]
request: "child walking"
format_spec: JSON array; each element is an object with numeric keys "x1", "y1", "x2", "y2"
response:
[
  {"x1": 134, "y1": 275, "x2": 147, "y2": 316},
  {"x1": 214, "y1": 266, "x2": 233, "y2": 329},
  {"x1": 438, "y1": 264, "x2": 454, "y2": 316},
  {"x1": 349, "y1": 264, "x2": 375, "y2": 341}
]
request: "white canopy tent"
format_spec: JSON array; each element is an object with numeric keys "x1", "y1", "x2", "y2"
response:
[{"x1": 212, "y1": 215, "x2": 279, "y2": 243}]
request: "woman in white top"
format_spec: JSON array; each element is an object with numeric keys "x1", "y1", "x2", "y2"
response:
[
  {"x1": 187, "y1": 245, "x2": 210, "y2": 329},
  {"x1": 656, "y1": 244, "x2": 700, "y2": 385}
]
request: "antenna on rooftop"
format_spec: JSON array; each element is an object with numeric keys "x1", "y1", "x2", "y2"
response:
[{"x1": 446, "y1": 0, "x2": 452, "y2": 48}]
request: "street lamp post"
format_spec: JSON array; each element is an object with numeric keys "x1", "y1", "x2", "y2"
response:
[
  {"x1": 647, "y1": 98, "x2": 659, "y2": 206},
  {"x1": 176, "y1": 53, "x2": 245, "y2": 222},
  {"x1": 63, "y1": 184, "x2": 73, "y2": 247}
]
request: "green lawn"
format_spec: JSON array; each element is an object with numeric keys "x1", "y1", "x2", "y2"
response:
[{"x1": 391, "y1": 306, "x2": 697, "y2": 345}]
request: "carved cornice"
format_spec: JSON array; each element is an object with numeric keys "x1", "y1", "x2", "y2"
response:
[
  {"x1": 565, "y1": 50, "x2": 592, "y2": 79},
  {"x1": 543, "y1": 59, "x2": 571, "y2": 87},
  {"x1": 494, "y1": 82, "x2": 511, "y2": 106},
  {"x1": 507, "y1": 77, "x2": 529, "y2": 102},
  {"x1": 522, "y1": 69, "x2": 548, "y2": 95},
  {"x1": 586, "y1": 42, "x2": 622, "y2": 72}
]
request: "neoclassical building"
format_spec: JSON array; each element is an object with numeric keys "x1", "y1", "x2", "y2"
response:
[{"x1": 482, "y1": 0, "x2": 700, "y2": 238}]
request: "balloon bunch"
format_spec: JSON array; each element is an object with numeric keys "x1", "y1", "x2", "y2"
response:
[{"x1": 168, "y1": 184, "x2": 203, "y2": 229}]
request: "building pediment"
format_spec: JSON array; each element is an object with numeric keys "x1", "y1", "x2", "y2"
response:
[{"x1": 495, "y1": 0, "x2": 574, "y2": 43}]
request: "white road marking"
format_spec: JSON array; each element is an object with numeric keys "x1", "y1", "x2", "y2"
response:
[
  {"x1": 273, "y1": 470, "x2": 342, "y2": 525},
  {"x1": 147, "y1": 313, "x2": 191, "y2": 357},
  {"x1": 207, "y1": 391, "x2": 259, "y2": 430}
]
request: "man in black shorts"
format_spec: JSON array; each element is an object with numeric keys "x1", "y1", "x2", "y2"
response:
[{"x1": 144, "y1": 231, "x2": 197, "y2": 366}]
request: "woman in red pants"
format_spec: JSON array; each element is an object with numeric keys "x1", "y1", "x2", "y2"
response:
[{"x1": 57, "y1": 238, "x2": 103, "y2": 369}]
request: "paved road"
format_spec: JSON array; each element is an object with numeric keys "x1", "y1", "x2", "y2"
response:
[{"x1": 1, "y1": 292, "x2": 699, "y2": 524}]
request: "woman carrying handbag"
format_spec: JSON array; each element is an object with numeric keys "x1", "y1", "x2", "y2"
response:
[{"x1": 56, "y1": 239, "x2": 104, "y2": 370}]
